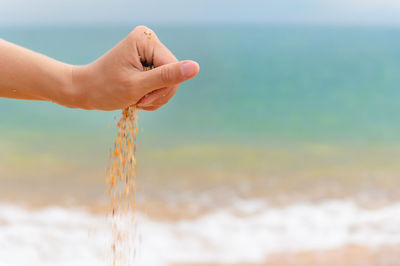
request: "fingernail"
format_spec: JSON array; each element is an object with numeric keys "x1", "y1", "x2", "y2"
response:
[{"x1": 181, "y1": 61, "x2": 198, "y2": 78}]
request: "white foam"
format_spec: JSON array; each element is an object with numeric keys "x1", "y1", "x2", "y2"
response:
[{"x1": 0, "y1": 200, "x2": 399, "y2": 266}]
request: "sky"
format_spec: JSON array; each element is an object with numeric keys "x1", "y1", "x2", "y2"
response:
[{"x1": 1, "y1": 0, "x2": 400, "y2": 27}]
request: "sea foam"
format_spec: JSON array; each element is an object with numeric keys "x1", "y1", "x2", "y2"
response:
[{"x1": 0, "y1": 199, "x2": 399, "y2": 266}]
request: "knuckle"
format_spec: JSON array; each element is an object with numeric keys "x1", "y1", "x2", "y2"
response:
[
  {"x1": 128, "y1": 26, "x2": 150, "y2": 40},
  {"x1": 127, "y1": 31, "x2": 137, "y2": 43},
  {"x1": 127, "y1": 26, "x2": 157, "y2": 50},
  {"x1": 160, "y1": 67, "x2": 172, "y2": 83},
  {"x1": 134, "y1": 25, "x2": 149, "y2": 32},
  {"x1": 160, "y1": 66, "x2": 181, "y2": 84},
  {"x1": 132, "y1": 25, "x2": 155, "y2": 37}
]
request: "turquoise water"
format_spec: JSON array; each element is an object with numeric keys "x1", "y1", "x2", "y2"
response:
[
  {"x1": 2, "y1": 25, "x2": 400, "y2": 189},
  {"x1": 2, "y1": 25, "x2": 400, "y2": 148}
]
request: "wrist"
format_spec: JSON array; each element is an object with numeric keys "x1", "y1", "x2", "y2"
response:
[{"x1": 60, "y1": 65, "x2": 93, "y2": 109}]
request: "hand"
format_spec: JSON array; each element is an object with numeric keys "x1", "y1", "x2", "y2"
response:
[{"x1": 68, "y1": 26, "x2": 199, "y2": 111}]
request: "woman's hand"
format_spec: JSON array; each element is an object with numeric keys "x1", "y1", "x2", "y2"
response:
[
  {"x1": 0, "y1": 26, "x2": 197, "y2": 110},
  {"x1": 69, "y1": 26, "x2": 199, "y2": 111}
]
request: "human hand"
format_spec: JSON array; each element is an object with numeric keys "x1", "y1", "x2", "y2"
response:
[{"x1": 66, "y1": 26, "x2": 199, "y2": 111}]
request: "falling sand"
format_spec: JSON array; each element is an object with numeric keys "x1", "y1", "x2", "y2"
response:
[{"x1": 106, "y1": 65, "x2": 153, "y2": 265}]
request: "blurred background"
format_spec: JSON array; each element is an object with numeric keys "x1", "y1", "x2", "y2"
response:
[{"x1": 1, "y1": 0, "x2": 400, "y2": 265}]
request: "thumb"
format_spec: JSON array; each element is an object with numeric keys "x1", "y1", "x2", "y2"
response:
[{"x1": 138, "y1": 60, "x2": 199, "y2": 93}]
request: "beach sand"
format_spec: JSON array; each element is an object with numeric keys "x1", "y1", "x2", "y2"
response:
[{"x1": 175, "y1": 245, "x2": 400, "y2": 266}]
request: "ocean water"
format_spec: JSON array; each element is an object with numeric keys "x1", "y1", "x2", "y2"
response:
[
  {"x1": 1, "y1": 25, "x2": 400, "y2": 265},
  {"x1": 1, "y1": 25, "x2": 400, "y2": 200},
  {"x1": 2, "y1": 25, "x2": 400, "y2": 145}
]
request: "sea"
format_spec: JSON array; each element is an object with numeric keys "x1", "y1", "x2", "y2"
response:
[{"x1": 0, "y1": 24, "x2": 400, "y2": 265}]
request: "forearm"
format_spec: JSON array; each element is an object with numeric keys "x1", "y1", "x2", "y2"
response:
[{"x1": 0, "y1": 39, "x2": 73, "y2": 104}]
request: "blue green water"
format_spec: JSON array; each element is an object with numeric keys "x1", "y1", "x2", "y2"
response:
[{"x1": 2, "y1": 25, "x2": 400, "y2": 169}]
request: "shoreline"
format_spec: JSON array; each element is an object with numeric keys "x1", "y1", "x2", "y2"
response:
[
  {"x1": 174, "y1": 245, "x2": 400, "y2": 266},
  {"x1": 1, "y1": 202, "x2": 399, "y2": 265}
]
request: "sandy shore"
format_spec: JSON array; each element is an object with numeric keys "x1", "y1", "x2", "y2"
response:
[{"x1": 174, "y1": 245, "x2": 400, "y2": 266}]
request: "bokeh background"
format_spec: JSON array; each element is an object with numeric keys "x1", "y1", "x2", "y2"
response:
[{"x1": 1, "y1": 1, "x2": 400, "y2": 265}]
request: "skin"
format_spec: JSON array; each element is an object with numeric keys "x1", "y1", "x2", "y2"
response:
[{"x1": 0, "y1": 25, "x2": 200, "y2": 111}]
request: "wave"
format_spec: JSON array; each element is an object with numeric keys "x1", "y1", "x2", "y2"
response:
[{"x1": 0, "y1": 199, "x2": 399, "y2": 265}]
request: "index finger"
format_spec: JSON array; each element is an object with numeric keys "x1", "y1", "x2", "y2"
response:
[
  {"x1": 139, "y1": 36, "x2": 180, "y2": 104},
  {"x1": 153, "y1": 40, "x2": 179, "y2": 67}
]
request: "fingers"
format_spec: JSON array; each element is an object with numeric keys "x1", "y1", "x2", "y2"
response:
[
  {"x1": 136, "y1": 29, "x2": 179, "y2": 109},
  {"x1": 153, "y1": 41, "x2": 178, "y2": 66},
  {"x1": 135, "y1": 28, "x2": 178, "y2": 108},
  {"x1": 139, "y1": 105, "x2": 160, "y2": 111},
  {"x1": 132, "y1": 25, "x2": 178, "y2": 67},
  {"x1": 137, "y1": 87, "x2": 169, "y2": 106},
  {"x1": 127, "y1": 26, "x2": 199, "y2": 110},
  {"x1": 136, "y1": 60, "x2": 199, "y2": 95},
  {"x1": 136, "y1": 85, "x2": 178, "y2": 109}
]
